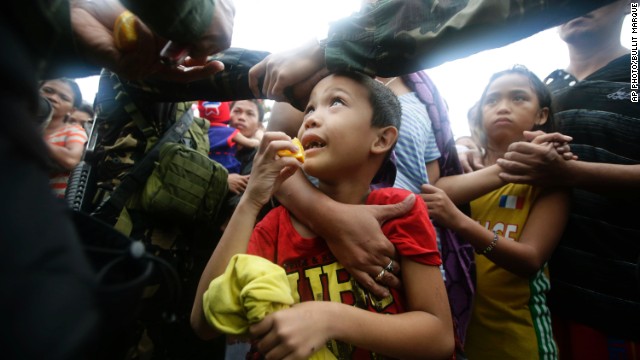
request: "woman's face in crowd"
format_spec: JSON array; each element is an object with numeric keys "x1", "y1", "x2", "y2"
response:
[
  {"x1": 40, "y1": 80, "x2": 75, "y2": 120},
  {"x1": 229, "y1": 100, "x2": 261, "y2": 138}
]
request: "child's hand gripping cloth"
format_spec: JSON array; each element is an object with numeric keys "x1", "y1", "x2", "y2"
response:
[{"x1": 203, "y1": 254, "x2": 336, "y2": 360}]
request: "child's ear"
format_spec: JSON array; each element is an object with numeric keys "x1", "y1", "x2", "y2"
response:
[
  {"x1": 371, "y1": 126, "x2": 398, "y2": 155},
  {"x1": 536, "y1": 107, "x2": 550, "y2": 126}
]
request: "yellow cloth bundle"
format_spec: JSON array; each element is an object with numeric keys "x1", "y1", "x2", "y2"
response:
[
  {"x1": 203, "y1": 254, "x2": 336, "y2": 360},
  {"x1": 204, "y1": 254, "x2": 293, "y2": 334}
]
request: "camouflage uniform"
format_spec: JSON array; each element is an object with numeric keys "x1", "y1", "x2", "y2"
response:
[
  {"x1": 85, "y1": 70, "x2": 218, "y2": 360},
  {"x1": 84, "y1": 47, "x2": 270, "y2": 360},
  {"x1": 325, "y1": 0, "x2": 614, "y2": 77}
]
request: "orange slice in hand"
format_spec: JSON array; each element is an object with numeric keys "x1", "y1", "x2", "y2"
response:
[
  {"x1": 114, "y1": 10, "x2": 138, "y2": 52},
  {"x1": 277, "y1": 137, "x2": 305, "y2": 163}
]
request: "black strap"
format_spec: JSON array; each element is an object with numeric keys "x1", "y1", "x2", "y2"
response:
[{"x1": 91, "y1": 108, "x2": 194, "y2": 223}]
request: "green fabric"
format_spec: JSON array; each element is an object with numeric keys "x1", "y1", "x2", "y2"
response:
[
  {"x1": 93, "y1": 71, "x2": 230, "y2": 230},
  {"x1": 121, "y1": 0, "x2": 214, "y2": 43},
  {"x1": 326, "y1": 0, "x2": 615, "y2": 77},
  {"x1": 122, "y1": 48, "x2": 270, "y2": 102},
  {"x1": 141, "y1": 142, "x2": 228, "y2": 223}
]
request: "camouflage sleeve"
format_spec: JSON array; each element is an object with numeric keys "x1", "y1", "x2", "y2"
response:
[
  {"x1": 325, "y1": 0, "x2": 616, "y2": 77},
  {"x1": 120, "y1": 0, "x2": 214, "y2": 43},
  {"x1": 121, "y1": 48, "x2": 270, "y2": 102}
]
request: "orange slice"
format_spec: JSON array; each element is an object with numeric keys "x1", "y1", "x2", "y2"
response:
[
  {"x1": 114, "y1": 10, "x2": 137, "y2": 52},
  {"x1": 277, "y1": 137, "x2": 305, "y2": 163}
]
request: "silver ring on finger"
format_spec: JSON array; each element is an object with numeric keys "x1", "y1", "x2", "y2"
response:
[
  {"x1": 375, "y1": 268, "x2": 386, "y2": 282},
  {"x1": 384, "y1": 260, "x2": 394, "y2": 273}
]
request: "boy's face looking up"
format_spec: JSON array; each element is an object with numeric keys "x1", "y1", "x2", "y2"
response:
[{"x1": 297, "y1": 74, "x2": 383, "y2": 181}]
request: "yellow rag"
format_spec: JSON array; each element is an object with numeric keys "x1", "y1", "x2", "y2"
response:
[
  {"x1": 203, "y1": 254, "x2": 336, "y2": 360},
  {"x1": 204, "y1": 254, "x2": 293, "y2": 334}
]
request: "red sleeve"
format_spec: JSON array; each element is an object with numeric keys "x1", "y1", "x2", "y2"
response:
[
  {"x1": 370, "y1": 188, "x2": 441, "y2": 266},
  {"x1": 247, "y1": 207, "x2": 282, "y2": 262},
  {"x1": 227, "y1": 128, "x2": 240, "y2": 147}
]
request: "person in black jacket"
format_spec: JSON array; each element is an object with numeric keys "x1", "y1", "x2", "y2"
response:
[
  {"x1": 0, "y1": 1, "x2": 233, "y2": 359},
  {"x1": 497, "y1": 1, "x2": 640, "y2": 357}
]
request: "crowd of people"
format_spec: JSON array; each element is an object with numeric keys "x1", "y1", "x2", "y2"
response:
[{"x1": 2, "y1": 0, "x2": 637, "y2": 359}]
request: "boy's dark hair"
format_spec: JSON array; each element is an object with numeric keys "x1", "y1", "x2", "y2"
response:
[
  {"x1": 333, "y1": 71, "x2": 402, "y2": 132},
  {"x1": 230, "y1": 99, "x2": 265, "y2": 122},
  {"x1": 331, "y1": 71, "x2": 401, "y2": 184},
  {"x1": 471, "y1": 65, "x2": 555, "y2": 149}
]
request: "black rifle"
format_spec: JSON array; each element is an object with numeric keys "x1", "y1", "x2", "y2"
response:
[{"x1": 65, "y1": 110, "x2": 100, "y2": 212}]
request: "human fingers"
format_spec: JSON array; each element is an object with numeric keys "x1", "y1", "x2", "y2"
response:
[
  {"x1": 504, "y1": 143, "x2": 559, "y2": 168},
  {"x1": 460, "y1": 157, "x2": 473, "y2": 173},
  {"x1": 495, "y1": 158, "x2": 533, "y2": 175},
  {"x1": 260, "y1": 40, "x2": 326, "y2": 102},
  {"x1": 554, "y1": 142, "x2": 571, "y2": 153},
  {"x1": 72, "y1": 0, "x2": 126, "y2": 29},
  {"x1": 248, "y1": 60, "x2": 267, "y2": 98},
  {"x1": 250, "y1": 134, "x2": 301, "y2": 188},
  {"x1": 249, "y1": 316, "x2": 270, "y2": 338},
  {"x1": 522, "y1": 130, "x2": 546, "y2": 141},
  {"x1": 375, "y1": 259, "x2": 402, "y2": 289},
  {"x1": 70, "y1": 7, "x2": 122, "y2": 70},
  {"x1": 524, "y1": 131, "x2": 573, "y2": 145},
  {"x1": 505, "y1": 141, "x2": 533, "y2": 154},
  {"x1": 283, "y1": 67, "x2": 329, "y2": 111},
  {"x1": 150, "y1": 60, "x2": 225, "y2": 83},
  {"x1": 497, "y1": 171, "x2": 532, "y2": 184},
  {"x1": 226, "y1": 174, "x2": 244, "y2": 194},
  {"x1": 106, "y1": 12, "x2": 164, "y2": 80},
  {"x1": 384, "y1": 258, "x2": 401, "y2": 275},
  {"x1": 352, "y1": 268, "x2": 392, "y2": 298},
  {"x1": 256, "y1": 131, "x2": 291, "y2": 154},
  {"x1": 370, "y1": 194, "x2": 415, "y2": 225},
  {"x1": 468, "y1": 151, "x2": 485, "y2": 171},
  {"x1": 458, "y1": 150, "x2": 484, "y2": 173},
  {"x1": 420, "y1": 183, "x2": 439, "y2": 195},
  {"x1": 72, "y1": 1, "x2": 165, "y2": 80}
]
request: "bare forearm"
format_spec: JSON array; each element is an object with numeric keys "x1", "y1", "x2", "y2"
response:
[
  {"x1": 326, "y1": 303, "x2": 453, "y2": 360},
  {"x1": 452, "y1": 217, "x2": 537, "y2": 276},
  {"x1": 47, "y1": 143, "x2": 83, "y2": 170},
  {"x1": 451, "y1": 188, "x2": 569, "y2": 278},
  {"x1": 275, "y1": 170, "x2": 333, "y2": 234},
  {"x1": 435, "y1": 164, "x2": 504, "y2": 204},
  {"x1": 234, "y1": 132, "x2": 260, "y2": 148},
  {"x1": 566, "y1": 161, "x2": 640, "y2": 195}
]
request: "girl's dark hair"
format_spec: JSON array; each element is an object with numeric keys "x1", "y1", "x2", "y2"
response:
[{"x1": 471, "y1": 65, "x2": 554, "y2": 150}]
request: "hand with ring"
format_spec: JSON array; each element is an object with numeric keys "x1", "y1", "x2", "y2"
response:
[{"x1": 374, "y1": 259, "x2": 401, "y2": 289}]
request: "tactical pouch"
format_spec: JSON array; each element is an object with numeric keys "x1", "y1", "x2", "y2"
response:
[{"x1": 141, "y1": 142, "x2": 228, "y2": 223}]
